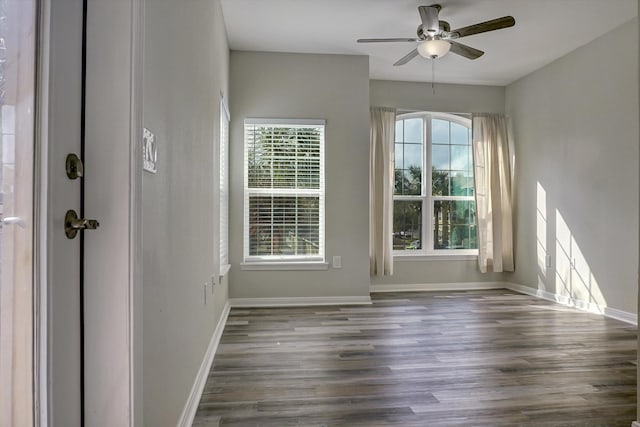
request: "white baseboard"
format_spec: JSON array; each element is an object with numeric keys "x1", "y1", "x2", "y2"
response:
[
  {"x1": 229, "y1": 295, "x2": 372, "y2": 307},
  {"x1": 370, "y1": 282, "x2": 507, "y2": 293},
  {"x1": 505, "y1": 282, "x2": 637, "y2": 326},
  {"x1": 369, "y1": 282, "x2": 637, "y2": 325},
  {"x1": 177, "y1": 300, "x2": 231, "y2": 427},
  {"x1": 631, "y1": 421, "x2": 640, "y2": 427}
]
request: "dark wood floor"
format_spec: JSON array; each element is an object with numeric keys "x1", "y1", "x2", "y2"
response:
[{"x1": 193, "y1": 290, "x2": 637, "y2": 426}]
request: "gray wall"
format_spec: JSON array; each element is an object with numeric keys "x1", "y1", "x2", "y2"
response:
[
  {"x1": 505, "y1": 18, "x2": 639, "y2": 314},
  {"x1": 228, "y1": 52, "x2": 370, "y2": 298},
  {"x1": 370, "y1": 79, "x2": 506, "y2": 286},
  {"x1": 142, "y1": 0, "x2": 229, "y2": 425},
  {"x1": 370, "y1": 79, "x2": 505, "y2": 114}
]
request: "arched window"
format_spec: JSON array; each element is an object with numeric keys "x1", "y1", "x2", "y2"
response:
[{"x1": 394, "y1": 112, "x2": 477, "y2": 255}]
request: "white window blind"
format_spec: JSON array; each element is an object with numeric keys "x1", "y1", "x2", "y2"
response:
[
  {"x1": 219, "y1": 97, "x2": 230, "y2": 273},
  {"x1": 243, "y1": 119, "x2": 325, "y2": 262}
]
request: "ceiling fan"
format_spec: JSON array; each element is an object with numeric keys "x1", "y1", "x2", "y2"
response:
[{"x1": 357, "y1": 4, "x2": 515, "y2": 66}]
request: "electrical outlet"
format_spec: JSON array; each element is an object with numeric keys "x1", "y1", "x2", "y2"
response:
[
  {"x1": 203, "y1": 282, "x2": 208, "y2": 304},
  {"x1": 332, "y1": 255, "x2": 342, "y2": 269}
]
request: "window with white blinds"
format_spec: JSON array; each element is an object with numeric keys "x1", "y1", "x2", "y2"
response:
[
  {"x1": 244, "y1": 119, "x2": 325, "y2": 262},
  {"x1": 219, "y1": 97, "x2": 230, "y2": 274}
]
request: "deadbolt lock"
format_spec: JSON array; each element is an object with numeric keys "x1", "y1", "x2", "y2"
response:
[
  {"x1": 66, "y1": 153, "x2": 84, "y2": 179},
  {"x1": 65, "y1": 209, "x2": 99, "y2": 239}
]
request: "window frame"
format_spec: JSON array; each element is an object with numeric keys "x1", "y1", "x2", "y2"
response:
[
  {"x1": 219, "y1": 95, "x2": 231, "y2": 276},
  {"x1": 242, "y1": 118, "x2": 327, "y2": 268},
  {"x1": 393, "y1": 112, "x2": 478, "y2": 259}
]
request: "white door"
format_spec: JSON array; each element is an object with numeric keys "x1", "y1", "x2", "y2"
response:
[
  {"x1": 46, "y1": 0, "x2": 83, "y2": 423},
  {"x1": 46, "y1": 0, "x2": 142, "y2": 425}
]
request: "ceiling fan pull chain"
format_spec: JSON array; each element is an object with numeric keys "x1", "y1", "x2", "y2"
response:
[{"x1": 432, "y1": 59, "x2": 436, "y2": 95}]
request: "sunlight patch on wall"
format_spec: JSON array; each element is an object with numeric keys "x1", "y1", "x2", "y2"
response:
[
  {"x1": 555, "y1": 210, "x2": 571, "y2": 297},
  {"x1": 536, "y1": 182, "x2": 547, "y2": 279},
  {"x1": 555, "y1": 210, "x2": 607, "y2": 312}
]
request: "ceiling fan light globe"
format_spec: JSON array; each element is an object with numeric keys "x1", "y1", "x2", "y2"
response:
[{"x1": 417, "y1": 39, "x2": 451, "y2": 59}]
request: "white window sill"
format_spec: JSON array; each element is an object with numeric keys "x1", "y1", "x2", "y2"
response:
[
  {"x1": 220, "y1": 264, "x2": 231, "y2": 277},
  {"x1": 240, "y1": 262, "x2": 329, "y2": 271},
  {"x1": 394, "y1": 253, "x2": 478, "y2": 262}
]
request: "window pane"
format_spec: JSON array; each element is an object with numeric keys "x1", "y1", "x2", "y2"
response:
[
  {"x1": 394, "y1": 119, "x2": 423, "y2": 196},
  {"x1": 433, "y1": 200, "x2": 477, "y2": 249},
  {"x1": 402, "y1": 169, "x2": 421, "y2": 195},
  {"x1": 273, "y1": 152, "x2": 296, "y2": 188},
  {"x1": 450, "y1": 145, "x2": 471, "y2": 172},
  {"x1": 404, "y1": 143, "x2": 422, "y2": 169},
  {"x1": 432, "y1": 170, "x2": 450, "y2": 196},
  {"x1": 295, "y1": 196, "x2": 321, "y2": 254},
  {"x1": 430, "y1": 118, "x2": 473, "y2": 199},
  {"x1": 432, "y1": 119, "x2": 449, "y2": 145},
  {"x1": 393, "y1": 200, "x2": 422, "y2": 251},
  {"x1": 394, "y1": 143, "x2": 403, "y2": 170},
  {"x1": 249, "y1": 195, "x2": 320, "y2": 256},
  {"x1": 431, "y1": 144, "x2": 449, "y2": 171},
  {"x1": 394, "y1": 170, "x2": 403, "y2": 194},
  {"x1": 404, "y1": 118, "x2": 422, "y2": 143},
  {"x1": 394, "y1": 169, "x2": 421, "y2": 196},
  {"x1": 451, "y1": 174, "x2": 474, "y2": 197},
  {"x1": 247, "y1": 142, "x2": 271, "y2": 188},
  {"x1": 298, "y1": 157, "x2": 320, "y2": 189},
  {"x1": 451, "y1": 122, "x2": 470, "y2": 145},
  {"x1": 395, "y1": 120, "x2": 403, "y2": 142},
  {"x1": 246, "y1": 125, "x2": 322, "y2": 190}
]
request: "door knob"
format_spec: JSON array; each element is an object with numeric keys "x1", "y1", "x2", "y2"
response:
[
  {"x1": 66, "y1": 153, "x2": 83, "y2": 179},
  {"x1": 65, "y1": 209, "x2": 99, "y2": 239}
]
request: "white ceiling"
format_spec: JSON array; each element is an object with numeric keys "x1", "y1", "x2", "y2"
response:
[{"x1": 220, "y1": 0, "x2": 637, "y2": 86}]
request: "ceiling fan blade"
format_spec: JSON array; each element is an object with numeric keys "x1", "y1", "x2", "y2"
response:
[
  {"x1": 449, "y1": 16, "x2": 515, "y2": 39},
  {"x1": 448, "y1": 41, "x2": 484, "y2": 60},
  {"x1": 357, "y1": 38, "x2": 418, "y2": 43},
  {"x1": 393, "y1": 49, "x2": 419, "y2": 66},
  {"x1": 418, "y1": 5, "x2": 440, "y2": 34}
]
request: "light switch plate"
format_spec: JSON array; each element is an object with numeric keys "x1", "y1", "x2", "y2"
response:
[{"x1": 332, "y1": 255, "x2": 342, "y2": 269}]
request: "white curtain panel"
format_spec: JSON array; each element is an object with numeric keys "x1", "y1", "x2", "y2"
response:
[
  {"x1": 369, "y1": 107, "x2": 396, "y2": 276},
  {"x1": 472, "y1": 113, "x2": 515, "y2": 273}
]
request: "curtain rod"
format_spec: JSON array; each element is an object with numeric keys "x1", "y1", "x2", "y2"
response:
[
  {"x1": 396, "y1": 108, "x2": 470, "y2": 116},
  {"x1": 395, "y1": 109, "x2": 509, "y2": 118}
]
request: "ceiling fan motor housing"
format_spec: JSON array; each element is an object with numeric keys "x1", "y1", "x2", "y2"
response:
[{"x1": 417, "y1": 21, "x2": 451, "y2": 40}]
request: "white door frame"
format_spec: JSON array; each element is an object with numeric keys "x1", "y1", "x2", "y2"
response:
[
  {"x1": 35, "y1": 0, "x2": 50, "y2": 423},
  {"x1": 38, "y1": 0, "x2": 144, "y2": 425}
]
